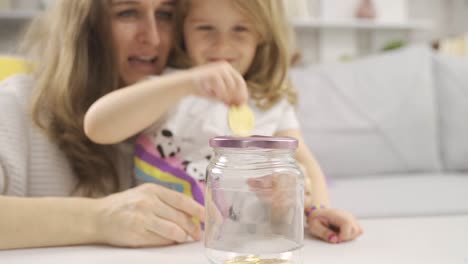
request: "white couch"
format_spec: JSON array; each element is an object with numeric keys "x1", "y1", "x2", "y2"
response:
[{"x1": 290, "y1": 45, "x2": 468, "y2": 218}]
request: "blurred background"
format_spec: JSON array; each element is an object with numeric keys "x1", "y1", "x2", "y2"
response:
[
  {"x1": 284, "y1": 0, "x2": 468, "y2": 64},
  {"x1": 0, "y1": 0, "x2": 467, "y2": 64}
]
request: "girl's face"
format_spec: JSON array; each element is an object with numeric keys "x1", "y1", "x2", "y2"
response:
[
  {"x1": 111, "y1": 0, "x2": 176, "y2": 86},
  {"x1": 183, "y1": 0, "x2": 260, "y2": 76}
]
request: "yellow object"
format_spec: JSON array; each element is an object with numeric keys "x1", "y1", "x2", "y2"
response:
[
  {"x1": 228, "y1": 104, "x2": 255, "y2": 137},
  {"x1": 439, "y1": 34, "x2": 468, "y2": 57},
  {"x1": 0, "y1": 56, "x2": 30, "y2": 81}
]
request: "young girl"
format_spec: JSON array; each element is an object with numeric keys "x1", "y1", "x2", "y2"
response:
[{"x1": 85, "y1": 0, "x2": 362, "y2": 244}]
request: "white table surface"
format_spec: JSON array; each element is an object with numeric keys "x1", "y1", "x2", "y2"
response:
[{"x1": 1, "y1": 215, "x2": 467, "y2": 264}]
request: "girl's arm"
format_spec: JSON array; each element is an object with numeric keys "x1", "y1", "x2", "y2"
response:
[
  {"x1": 274, "y1": 129, "x2": 330, "y2": 207},
  {"x1": 85, "y1": 62, "x2": 248, "y2": 145},
  {"x1": 0, "y1": 196, "x2": 99, "y2": 249},
  {"x1": 84, "y1": 71, "x2": 194, "y2": 145}
]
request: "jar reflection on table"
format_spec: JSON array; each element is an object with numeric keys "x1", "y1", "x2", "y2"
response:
[{"x1": 205, "y1": 136, "x2": 304, "y2": 264}]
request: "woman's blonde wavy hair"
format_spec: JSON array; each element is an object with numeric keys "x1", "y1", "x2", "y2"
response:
[
  {"x1": 171, "y1": 0, "x2": 297, "y2": 109},
  {"x1": 21, "y1": 0, "x2": 120, "y2": 197}
]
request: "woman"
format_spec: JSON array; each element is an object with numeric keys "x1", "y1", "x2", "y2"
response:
[{"x1": 0, "y1": 0, "x2": 204, "y2": 249}]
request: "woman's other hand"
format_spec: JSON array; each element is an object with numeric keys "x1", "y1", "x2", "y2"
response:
[{"x1": 95, "y1": 183, "x2": 205, "y2": 248}]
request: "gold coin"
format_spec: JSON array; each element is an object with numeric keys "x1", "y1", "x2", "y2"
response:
[
  {"x1": 224, "y1": 255, "x2": 260, "y2": 264},
  {"x1": 224, "y1": 256, "x2": 291, "y2": 264},
  {"x1": 258, "y1": 259, "x2": 291, "y2": 264},
  {"x1": 228, "y1": 104, "x2": 255, "y2": 137}
]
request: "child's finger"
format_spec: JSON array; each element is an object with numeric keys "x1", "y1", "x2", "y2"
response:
[
  {"x1": 337, "y1": 221, "x2": 354, "y2": 242},
  {"x1": 308, "y1": 217, "x2": 339, "y2": 244},
  {"x1": 210, "y1": 75, "x2": 229, "y2": 103},
  {"x1": 351, "y1": 223, "x2": 364, "y2": 238},
  {"x1": 220, "y1": 67, "x2": 237, "y2": 105},
  {"x1": 358, "y1": 224, "x2": 364, "y2": 235},
  {"x1": 230, "y1": 68, "x2": 248, "y2": 105}
]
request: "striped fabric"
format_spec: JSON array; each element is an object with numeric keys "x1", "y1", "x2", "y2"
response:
[{"x1": 134, "y1": 135, "x2": 205, "y2": 206}]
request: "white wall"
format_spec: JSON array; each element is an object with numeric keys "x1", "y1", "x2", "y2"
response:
[
  {"x1": 0, "y1": 0, "x2": 45, "y2": 55},
  {"x1": 451, "y1": 0, "x2": 468, "y2": 36},
  {"x1": 291, "y1": 0, "x2": 468, "y2": 64},
  {"x1": 0, "y1": 21, "x2": 27, "y2": 55},
  {"x1": 411, "y1": 0, "x2": 468, "y2": 37}
]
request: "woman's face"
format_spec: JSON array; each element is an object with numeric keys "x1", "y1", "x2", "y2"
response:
[{"x1": 111, "y1": 0, "x2": 175, "y2": 86}]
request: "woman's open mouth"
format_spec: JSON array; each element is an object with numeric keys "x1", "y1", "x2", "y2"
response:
[{"x1": 129, "y1": 55, "x2": 158, "y2": 74}]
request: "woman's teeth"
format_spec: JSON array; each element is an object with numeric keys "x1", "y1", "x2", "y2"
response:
[{"x1": 132, "y1": 56, "x2": 157, "y2": 63}]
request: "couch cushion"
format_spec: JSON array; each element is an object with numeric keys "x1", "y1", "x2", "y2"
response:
[
  {"x1": 291, "y1": 45, "x2": 441, "y2": 178},
  {"x1": 433, "y1": 54, "x2": 468, "y2": 171},
  {"x1": 329, "y1": 174, "x2": 468, "y2": 218}
]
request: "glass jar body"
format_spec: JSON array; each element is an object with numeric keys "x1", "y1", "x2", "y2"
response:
[{"x1": 205, "y1": 147, "x2": 304, "y2": 264}]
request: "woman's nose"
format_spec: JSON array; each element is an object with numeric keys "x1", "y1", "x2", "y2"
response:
[{"x1": 137, "y1": 18, "x2": 161, "y2": 48}]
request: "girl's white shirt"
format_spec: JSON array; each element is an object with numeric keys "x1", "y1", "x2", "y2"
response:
[{"x1": 144, "y1": 69, "x2": 300, "y2": 166}]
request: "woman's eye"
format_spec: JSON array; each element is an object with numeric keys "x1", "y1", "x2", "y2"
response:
[
  {"x1": 155, "y1": 11, "x2": 173, "y2": 21},
  {"x1": 197, "y1": 25, "x2": 214, "y2": 31},
  {"x1": 117, "y1": 9, "x2": 138, "y2": 18},
  {"x1": 233, "y1": 25, "x2": 249, "y2": 32}
]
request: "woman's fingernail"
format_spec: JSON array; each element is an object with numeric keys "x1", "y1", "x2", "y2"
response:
[{"x1": 328, "y1": 234, "x2": 339, "y2": 243}]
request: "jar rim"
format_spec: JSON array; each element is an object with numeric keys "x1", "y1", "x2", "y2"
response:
[{"x1": 209, "y1": 136, "x2": 298, "y2": 150}]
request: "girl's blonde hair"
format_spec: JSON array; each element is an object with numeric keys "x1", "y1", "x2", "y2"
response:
[
  {"x1": 21, "y1": 0, "x2": 120, "y2": 197},
  {"x1": 172, "y1": 0, "x2": 297, "y2": 109}
]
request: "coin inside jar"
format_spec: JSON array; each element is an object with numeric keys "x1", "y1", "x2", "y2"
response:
[{"x1": 224, "y1": 255, "x2": 291, "y2": 264}]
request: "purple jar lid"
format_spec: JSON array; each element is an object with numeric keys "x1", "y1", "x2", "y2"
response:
[{"x1": 209, "y1": 136, "x2": 298, "y2": 150}]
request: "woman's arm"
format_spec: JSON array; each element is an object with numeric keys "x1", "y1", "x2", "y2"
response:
[
  {"x1": 0, "y1": 196, "x2": 99, "y2": 249},
  {"x1": 84, "y1": 62, "x2": 248, "y2": 145},
  {"x1": 274, "y1": 129, "x2": 330, "y2": 207},
  {"x1": 0, "y1": 183, "x2": 206, "y2": 250}
]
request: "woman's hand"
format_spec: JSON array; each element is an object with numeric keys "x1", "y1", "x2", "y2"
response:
[
  {"x1": 188, "y1": 61, "x2": 249, "y2": 106},
  {"x1": 94, "y1": 183, "x2": 205, "y2": 248},
  {"x1": 307, "y1": 208, "x2": 363, "y2": 244}
]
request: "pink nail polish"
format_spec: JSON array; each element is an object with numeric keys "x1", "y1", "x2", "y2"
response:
[{"x1": 328, "y1": 234, "x2": 338, "y2": 243}]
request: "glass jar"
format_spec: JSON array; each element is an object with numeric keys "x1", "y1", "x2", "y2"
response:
[{"x1": 205, "y1": 136, "x2": 304, "y2": 264}]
